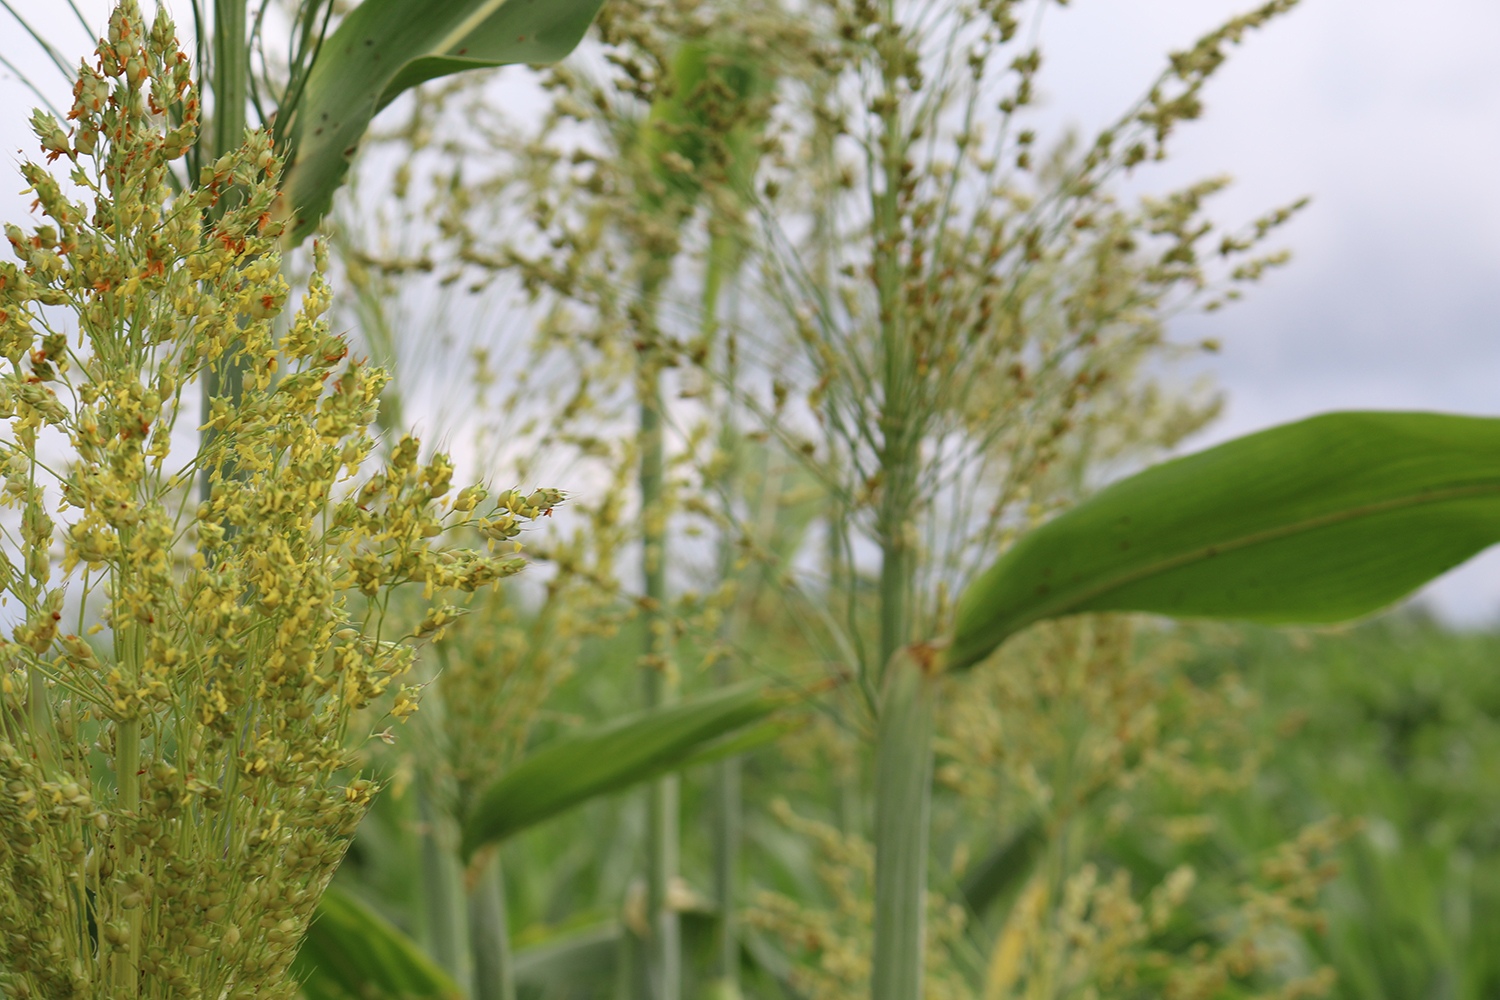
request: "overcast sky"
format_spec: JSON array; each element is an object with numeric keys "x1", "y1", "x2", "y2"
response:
[{"x1": 2, "y1": 0, "x2": 1497, "y2": 621}]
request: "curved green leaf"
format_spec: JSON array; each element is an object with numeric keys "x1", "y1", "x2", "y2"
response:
[
  {"x1": 277, "y1": 0, "x2": 607, "y2": 244},
  {"x1": 949, "y1": 411, "x2": 1500, "y2": 671},
  {"x1": 295, "y1": 884, "x2": 461, "y2": 1000},
  {"x1": 460, "y1": 683, "x2": 788, "y2": 858},
  {"x1": 679, "y1": 715, "x2": 802, "y2": 770}
]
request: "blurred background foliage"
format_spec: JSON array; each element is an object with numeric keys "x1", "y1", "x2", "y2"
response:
[{"x1": 305, "y1": 0, "x2": 1500, "y2": 996}]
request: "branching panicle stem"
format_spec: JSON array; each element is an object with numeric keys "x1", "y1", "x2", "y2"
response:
[
  {"x1": 872, "y1": 648, "x2": 936, "y2": 1000},
  {"x1": 639, "y1": 262, "x2": 681, "y2": 1000}
]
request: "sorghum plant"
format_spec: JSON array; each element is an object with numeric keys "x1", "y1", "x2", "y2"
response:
[
  {"x1": 743, "y1": 0, "x2": 1303, "y2": 994},
  {"x1": 757, "y1": 0, "x2": 1305, "y2": 673},
  {"x1": 0, "y1": 5, "x2": 549, "y2": 998},
  {"x1": 341, "y1": 6, "x2": 795, "y2": 994}
]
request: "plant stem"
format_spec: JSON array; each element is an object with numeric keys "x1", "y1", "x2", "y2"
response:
[
  {"x1": 469, "y1": 849, "x2": 516, "y2": 1000},
  {"x1": 638, "y1": 263, "x2": 680, "y2": 1000},
  {"x1": 712, "y1": 753, "x2": 741, "y2": 998},
  {"x1": 876, "y1": 513, "x2": 912, "y2": 669},
  {"x1": 417, "y1": 779, "x2": 466, "y2": 983},
  {"x1": 114, "y1": 716, "x2": 140, "y2": 996},
  {"x1": 201, "y1": 0, "x2": 249, "y2": 505},
  {"x1": 28, "y1": 666, "x2": 55, "y2": 772},
  {"x1": 867, "y1": 11, "x2": 929, "y2": 999},
  {"x1": 113, "y1": 520, "x2": 143, "y2": 997},
  {"x1": 212, "y1": 0, "x2": 248, "y2": 163},
  {"x1": 872, "y1": 0, "x2": 916, "y2": 677},
  {"x1": 707, "y1": 231, "x2": 755, "y2": 1000},
  {"x1": 871, "y1": 646, "x2": 936, "y2": 1000}
]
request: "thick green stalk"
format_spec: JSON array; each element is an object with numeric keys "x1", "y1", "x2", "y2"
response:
[
  {"x1": 417, "y1": 782, "x2": 467, "y2": 983},
  {"x1": 871, "y1": 647, "x2": 937, "y2": 1000},
  {"x1": 200, "y1": 0, "x2": 250, "y2": 504},
  {"x1": 876, "y1": 497, "x2": 913, "y2": 669},
  {"x1": 27, "y1": 667, "x2": 55, "y2": 771},
  {"x1": 212, "y1": 0, "x2": 248, "y2": 164},
  {"x1": 711, "y1": 753, "x2": 741, "y2": 998},
  {"x1": 711, "y1": 545, "x2": 750, "y2": 999},
  {"x1": 638, "y1": 265, "x2": 680, "y2": 1000},
  {"x1": 646, "y1": 756, "x2": 681, "y2": 1000},
  {"x1": 710, "y1": 525, "x2": 743, "y2": 997},
  {"x1": 872, "y1": 0, "x2": 916, "y2": 676},
  {"x1": 867, "y1": 12, "x2": 930, "y2": 999},
  {"x1": 469, "y1": 850, "x2": 516, "y2": 1000},
  {"x1": 705, "y1": 221, "x2": 752, "y2": 1000}
]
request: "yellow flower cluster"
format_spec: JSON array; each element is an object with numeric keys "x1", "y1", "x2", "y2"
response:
[{"x1": 0, "y1": 4, "x2": 553, "y2": 998}]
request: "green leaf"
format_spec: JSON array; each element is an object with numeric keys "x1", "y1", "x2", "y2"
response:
[
  {"x1": 949, "y1": 411, "x2": 1500, "y2": 672},
  {"x1": 675, "y1": 715, "x2": 802, "y2": 770},
  {"x1": 460, "y1": 683, "x2": 789, "y2": 858},
  {"x1": 513, "y1": 921, "x2": 622, "y2": 993},
  {"x1": 295, "y1": 884, "x2": 462, "y2": 1000},
  {"x1": 277, "y1": 0, "x2": 607, "y2": 244},
  {"x1": 959, "y1": 818, "x2": 1046, "y2": 918}
]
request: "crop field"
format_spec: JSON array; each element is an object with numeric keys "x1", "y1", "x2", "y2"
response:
[{"x1": 0, "y1": 2, "x2": 1494, "y2": 1000}]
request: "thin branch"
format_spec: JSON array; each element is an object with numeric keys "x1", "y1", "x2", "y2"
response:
[{"x1": 64, "y1": 0, "x2": 94, "y2": 36}]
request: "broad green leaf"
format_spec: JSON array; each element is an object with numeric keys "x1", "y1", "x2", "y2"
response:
[
  {"x1": 949, "y1": 411, "x2": 1500, "y2": 672},
  {"x1": 675, "y1": 715, "x2": 802, "y2": 770},
  {"x1": 295, "y1": 884, "x2": 461, "y2": 1000},
  {"x1": 277, "y1": 0, "x2": 607, "y2": 244},
  {"x1": 460, "y1": 683, "x2": 788, "y2": 858}
]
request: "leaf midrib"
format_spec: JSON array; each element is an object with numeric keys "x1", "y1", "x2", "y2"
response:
[{"x1": 433, "y1": 0, "x2": 514, "y2": 57}]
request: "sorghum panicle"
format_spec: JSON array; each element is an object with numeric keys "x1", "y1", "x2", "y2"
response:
[{"x1": 0, "y1": 4, "x2": 550, "y2": 998}]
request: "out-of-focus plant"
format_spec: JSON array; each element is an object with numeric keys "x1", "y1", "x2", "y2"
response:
[
  {"x1": 322, "y1": 0, "x2": 1353, "y2": 998},
  {"x1": 300, "y1": 668, "x2": 794, "y2": 1000},
  {"x1": 0, "y1": 5, "x2": 559, "y2": 997},
  {"x1": 758, "y1": 0, "x2": 1303, "y2": 681},
  {"x1": 940, "y1": 615, "x2": 1348, "y2": 1000},
  {"x1": 340, "y1": 3, "x2": 798, "y2": 996},
  {"x1": 1179, "y1": 615, "x2": 1500, "y2": 1000},
  {"x1": 725, "y1": 0, "x2": 1307, "y2": 994},
  {"x1": 921, "y1": 412, "x2": 1500, "y2": 1000},
  {"x1": 282, "y1": 2, "x2": 1500, "y2": 1000}
]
